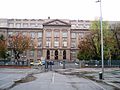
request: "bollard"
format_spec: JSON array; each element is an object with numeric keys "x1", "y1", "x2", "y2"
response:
[{"x1": 99, "y1": 72, "x2": 103, "y2": 80}]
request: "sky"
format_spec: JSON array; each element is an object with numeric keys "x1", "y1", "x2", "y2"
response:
[{"x1": 0, "y1": 0, "x2": 120, "y2": 21}]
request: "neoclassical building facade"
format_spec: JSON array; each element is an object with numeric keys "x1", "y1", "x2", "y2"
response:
[{"x1": 0, "y1": 18, "x2": 91, "y2": 61}]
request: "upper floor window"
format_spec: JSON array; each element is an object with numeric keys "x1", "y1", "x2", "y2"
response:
[
  {"x1": 46, "y1": 32, "x2": 51, "y2": 37},
  {"x1": 62, "y1": 32, "x2": 67, "y2": 37},
  {"x1": 9, "y1": 23, "x2": 14, "y2": 27},
  {"x1": 54, "y1": 38, "x2": 59, "y2": 41},
  {"x1": 63, "y1": 41, "x2": 67, "y2": 47},
  {"x1": 37, "y1": 50, "x2": 42, "y2": 57},
  {"x1": 54, "y1": 41, "x2": 59, "y2": 47},
  {"x1": 30, "y1": 23, "x2": 36, "y2": 27},
  {"x1": 46, "y1": 41, "x2": 51, "y2": 47},
  {"x1": 38, "y1": 32, "x2": 42, "y2": 38},
  {"x1": 38, "y1": 41, "x2": 42, "y2": 47},
  {"x1": 23, "y1": 23, "x2": 28, "y2": 28},
  {"x1": 8, "y1": 32, "x2": 13, "y2": 37},
  {"x1": 46, "y1": 37, "x2": 51, "y2": 41},
  {"x1": 30, "y1": 32, "x2": 35, "y2": 38},
  {"x1": 22, "y1": 32, "x2": 27, "y2": 36},
  {"x1": 71, "y1": 33, "x2": 76, "y2": 38},
  {"x1": 29, "y1": 50, "x2": 34, "y2": 57},
  {"x1": 71, "y1": 43, "x2": 76, "y2": 48},
  {"x1": 54, "y1": 32, "x2": 59, "y2": 37},
  {"x1": 79, "y1": 32, "x2": 84, "y2": 38},
  {"x1": 16, "y1": 23, "x2": 21, "y2": 28},
  {"x1": 62, "y1": 38, "x2": 67, "y2": 41}
]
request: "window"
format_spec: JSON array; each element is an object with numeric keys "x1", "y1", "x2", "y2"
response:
[
  {"x1": 9, "y1": 23, "x2": 14, "y2": 27},
  {"x1": 38, "y1": 32, "x2": 42, "y2": 38},
  {"x1": 71, "y1": 51, "x2": 76, "y2": 60},
  {"x1": 37, "y1": 50, "x2": 42, "y2": 57},
  {"x1": 62, "y1": 32, "x2": 67, "y2": 37},
  {"x1": 54, "y1": 32, "x2": 59, "y2": 37},
  {"x1": 79, "y1": 32, "x2": 84, "y2": 38},
  {"x1": 30, "y1": 32, "x2": 35, "y2": 38},
  {"x1": 23, "y1": 23, "x2": 28, "y2": 28},
  {"x1": 8, "y1": 50, "x2": 12, "y2": 56},
  {"x1": 63, "y1": 38, "x2": 67, "y2": 41},
  {"x1": 71, "y1": 33, "x2": 76, "y2": 38},
  {"x1": 16, "y1": 23, "x2": 21, "y2": 28},
  {"x1": 46, "y1": 32, "x2": 51, "y2": 37},
  {"x1": 54, "y1": 38, "x2": 59, "y2": 41},
  {"x1": 29, "y1": 50, "x2": 34, "y2": 57},
  {"x1": 22, "y1": 32, "x2": 27, "y2": 36},
  {"x1": 30, "y1": 23, "x2": 36, "y2": 27},
  {"x1": 38, "y1": 41, "x2": 42, "y2": 47},
  {"x1": 71, "y1": 43, "x2": 76, "y2": 48},
  {"x1": 46, "y1": 41, "x2": 51, "y2": 47},
  {"x1": 54, "y1": 41, "x2": 59, "y2": 47},
  {"x1": 46, "y1": 37, "x2": 51, "y2": 41},
  {"x1": 8, "y1": 32, "x2": 13, "y2": 37},
  {"x1": 63, "y1": 42, "x2": 67, "y2": 47}
]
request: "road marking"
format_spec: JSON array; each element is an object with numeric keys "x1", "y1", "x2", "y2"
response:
[{"x1": 52, "y1": 73, "x2": 55, "y2": 84}]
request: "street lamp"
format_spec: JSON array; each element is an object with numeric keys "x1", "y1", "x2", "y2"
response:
[{"x1": 96, "y1": 0, "x2": 104, "y2": 79}]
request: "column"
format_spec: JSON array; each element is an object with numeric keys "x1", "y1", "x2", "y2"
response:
[
  {"x1": 43, "y1": 29, "x2": 46, "y2": 48},
  {"x1": 59, "y1": 30, "x2": 62, "y2": 48},
  {"x1": 51, "y1": 30, "x2": 54, "y2": 48},
  {"x1": 67, "y1": 30, "x2": 71, "y2": 48}
]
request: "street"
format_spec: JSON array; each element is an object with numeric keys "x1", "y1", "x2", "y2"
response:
[
  {"x1": 0, "y1": 67, "x2": 119, "y2": 90},
  {"x1": 10, "y1": 71, "x2": 106, "y2": 90},
  {"x1": 0, "y1": 68, "x2": 39, "y2": 89}
]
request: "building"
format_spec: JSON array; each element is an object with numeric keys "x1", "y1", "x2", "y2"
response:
[{"x1": 0, "y1": 18, "x2": 95, "y2": 62}]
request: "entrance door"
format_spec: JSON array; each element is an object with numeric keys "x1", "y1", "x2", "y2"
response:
[
  {"x1": 63, "y1": 50, "x2": 66, "y2": 59},
  {"x1": 55, "y1": 50, "x2": 58, "y2": 60},
  {"x1": 46, "y1": 50, "x2": 50, "y2": 59}
]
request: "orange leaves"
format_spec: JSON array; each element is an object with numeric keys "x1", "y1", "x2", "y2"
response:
[{"x1": 10, "y1": 33, "x2": 30, "y2": 53}]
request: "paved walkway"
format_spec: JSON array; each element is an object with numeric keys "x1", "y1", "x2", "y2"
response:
[
  {"x1": 55, "y1": 68, "x2": 120, "y2": 89},
  {"x1": 10, "y1": 72, "x2": 108, "y2": 90}
]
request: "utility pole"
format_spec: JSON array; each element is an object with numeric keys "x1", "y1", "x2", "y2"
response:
[{"x1": 96, "y1": 0, "x2": 104, "y2": 79}]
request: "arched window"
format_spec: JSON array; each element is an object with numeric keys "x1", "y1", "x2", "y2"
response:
[
  {"x1": 54, "y1": 50, "x2": 58, "y2": 60},
  {"x1": 46, "y1": 50, "x2": 50, "y2": 59}
]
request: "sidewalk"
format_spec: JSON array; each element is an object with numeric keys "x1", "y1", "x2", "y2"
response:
[
  {"x1": 0, "y1": 68, "x2": 42, "y2": 90},
  {"x1": 55, "y1": 68, "x2": 120, "y2": 89}
]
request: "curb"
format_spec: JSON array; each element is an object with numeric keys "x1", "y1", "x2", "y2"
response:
[
  {"x1": 0, "y1": 82, "x2": 14, "y2": 90},
  {"x1": 103, "y1": 81, "x2": 120, "y2": 89}
]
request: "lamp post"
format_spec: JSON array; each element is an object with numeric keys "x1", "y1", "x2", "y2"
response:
[{"x1": 96, "y1": 0, "x2": 104, "y2": 79}]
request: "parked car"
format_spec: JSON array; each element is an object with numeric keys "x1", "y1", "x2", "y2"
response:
[
  {"x1": 30, "y1": 60, "x2": 42, "y2": 66},
  {"x1": 41, "y1": 60, "x2": 46, "y2": 65}
]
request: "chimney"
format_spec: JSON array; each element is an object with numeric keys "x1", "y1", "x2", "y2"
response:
[{"x1": 48, "y1": 16, "x2": 50, "y2": 19}]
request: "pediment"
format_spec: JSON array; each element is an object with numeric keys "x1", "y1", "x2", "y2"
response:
[{"x1": 43, "y1": 19, "x2": 71, "y2": 26}]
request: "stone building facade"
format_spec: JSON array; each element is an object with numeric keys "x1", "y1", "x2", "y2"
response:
[{"x1": 0, "y1": 18, "x2": 91, "y2": 61}]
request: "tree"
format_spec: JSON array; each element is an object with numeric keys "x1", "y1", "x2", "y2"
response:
[
  {"x1": 0, "y1": 34, "x2": 8, "y2": 59},
  {"x1": 77, "y1": 35, "x2": 94, "y2": 60},
  {"x1": 9, "y1": 33, "x2": 30, "y2": 63},
  {"x1": 90, "y1": 20, "x2": 116, "y2": 60},
  {"x1": 111, "y1": 23, "x2": 120, "y2": 59},
  {"x1": 77, "y1": 19, "x2": 117, "y2": 60}
]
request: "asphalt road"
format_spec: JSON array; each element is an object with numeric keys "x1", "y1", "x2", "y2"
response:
[
  {"x1": 0, "y1": 68, "x2": 38, "y2": 89},
  {"x1": 10, "y1": 72, "x2": 106, "y2": 90}
]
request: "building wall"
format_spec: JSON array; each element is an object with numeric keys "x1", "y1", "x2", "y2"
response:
[{"x1": 0, "y1": 18, "x2": 92, "y2": 61}]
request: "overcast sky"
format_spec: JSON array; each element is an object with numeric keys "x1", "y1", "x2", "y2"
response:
[{"x1": 0, "y1": 0, "x2": 120, "y2": 21}]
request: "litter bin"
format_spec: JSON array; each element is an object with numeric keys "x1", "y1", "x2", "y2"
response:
[
  {"x1": 63, "y1": 61, "x2": 65, "y2": 69},
  {"x1": 99, "y1": 72, "x2": 103, "y2": 80}
]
